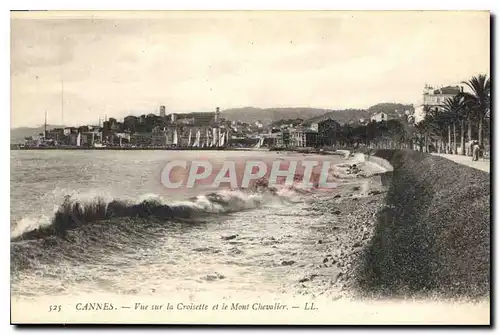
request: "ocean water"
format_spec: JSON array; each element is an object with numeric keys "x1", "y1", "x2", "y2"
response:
[{"x1": 10, "y1": 150, "x2": 368, "y2": 298}]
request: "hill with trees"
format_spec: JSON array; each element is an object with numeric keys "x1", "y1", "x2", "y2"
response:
[
  {"x1": 220, "y1": 107, "x2": 329, "y2": 125},
  {"x1": 220, "y1": 103, "x2": 414, "y2": 127},
  {"x1": 367, "y1": 103, "x2": 415, "y2": 117},
  {"x1": 306, "y1": 109, "x2": 371, "y2": 124}
]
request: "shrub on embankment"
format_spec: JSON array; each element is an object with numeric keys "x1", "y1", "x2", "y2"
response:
[{"x1": 356, "y1": 149, "x2": 490, "y2": 299}]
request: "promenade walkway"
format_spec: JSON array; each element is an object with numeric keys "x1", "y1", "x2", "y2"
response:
[{"x1": 432, "y1": 153, "x2": 490, "y2": 173}]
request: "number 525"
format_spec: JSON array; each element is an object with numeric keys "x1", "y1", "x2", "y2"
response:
[{"x1": 49, "y1": 305, "x2": 61, "y2": 312}]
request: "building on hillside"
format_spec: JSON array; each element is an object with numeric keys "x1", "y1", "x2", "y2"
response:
[
  {"x1": 316, "y1": 118, "x2": 341, "y2": 146},
  {"x1": 423, "y1": 84, "x2": 463, "y2": 112},
  {"x1": 370, "y1": 112, "x2": 388, "y2": 122},
  {"x1": 110, "y1": 122, "x2": 123, "y2": 132},
  {"x1": 166, "y1": 107, "x2": 221, "y2": 127},
  {"x1": 130, "y1": 132, "x2": 168, "y2": 147},
  {"x1": 124, "y1": 115, "x2": 139, "y2": 129},
  {"x1": 289, "y1": 128, "x2": 320, "y2": 148},
  {"x1": 263, "y1": 132, "x2": 283, "y2": 147},
  {"x1": 46, "y1": 128, "x2": 65, "y2": 142},
  {"x1": 190, "y1": 112, "x2": 215, "y2": 126},
  {"x1": 24, "y1": 135, "x2": 44, "y2": 146}
]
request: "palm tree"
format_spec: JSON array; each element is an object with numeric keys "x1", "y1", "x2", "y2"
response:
[
  {"x1": 414, "y1": 121, "x2": 428, "y2": 152},
  {"x1": 441, "y1": 95, "x2": 465, "y2": 154},
  {"x1": 460, "y1": 74, "x2": 490, "y2": 147},
  {"x1": 461, "y1": 99, "x2": 475, "y2": 155},
  {"x1": 460, "y1": 104, "x2": 472, "y2": 155},
  {"x1": 425, "y1": 107, "x2": 449, "y2": 153},
  {"x1": 420, "y1": 106, "x2": 434, "y2": 152}
]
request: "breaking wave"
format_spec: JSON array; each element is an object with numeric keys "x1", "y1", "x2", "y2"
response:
[{"x1": 10, "y1": 184, "x2": 296, "y2": 242}]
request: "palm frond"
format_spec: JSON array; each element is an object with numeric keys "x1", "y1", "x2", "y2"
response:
[{"x1": 461, "y1": 74, "x2": 490, "y2": 118}]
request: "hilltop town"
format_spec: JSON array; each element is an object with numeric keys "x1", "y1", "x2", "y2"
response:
[
  {"x1": 13, "y1": 81, "x2": 490, "y2": 155},
  {"x1": 14, "y1": 102, "x2": 415, "y2": 150}
]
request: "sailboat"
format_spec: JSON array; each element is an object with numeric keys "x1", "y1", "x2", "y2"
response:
[
  {"x1": 173, "y1": 129, "x2": 178, "y2": 146},
  {"x1": 76, "y1": 133, "x2": 81, "y2": 147},
  {"x1": 219, "y1": 131, "x2": 225, "y2": 147},
  {"x1": 43, "y1": 111, "x2": 48, "y2": 140},
  {"x1": 193, "y1": 129, "x2": 200, "y2": 147},
  {"x1": 255, "y1": 136, "x2": 264, "y2": 148},
  {"x1": 188, "y1": 129, "x2": 192, "y2": 147},
  {"x1": 93, "y1": 132, "x2": 105, "y2": 148},
  {"x1": 205, "y1": 128, "x2": 210, "y2": 148},
  {"x1": 212, "y1": 128, "x2": 218, "y2": 147},
  {"x1": 92, "y1": 116, "x2": 106, "y2": 148}
]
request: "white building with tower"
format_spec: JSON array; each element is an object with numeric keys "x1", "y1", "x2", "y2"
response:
[{"x1": 423, "y1": 84, "x2": 462, "y2": 112}]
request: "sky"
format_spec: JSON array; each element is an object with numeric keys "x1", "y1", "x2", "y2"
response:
[{"x1": 11, "y1": 11, "x2": 490, "y2": 128}]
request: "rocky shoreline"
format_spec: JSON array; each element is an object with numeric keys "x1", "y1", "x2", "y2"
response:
[
  {"x1": 288, "y1": 149, "x2": 490, "y2": 302},
  {"x1": 284, "y1": 169, "x2": 389, "y2": 299}
]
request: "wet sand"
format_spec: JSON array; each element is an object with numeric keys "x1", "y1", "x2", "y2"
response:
[{"x1": 284, "y1": 173, "x2": 387, "y2": 299}]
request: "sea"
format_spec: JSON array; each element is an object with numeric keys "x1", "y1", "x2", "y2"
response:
[{"x1": 10, "y1": 149, "x2": 369, "y2": 299}]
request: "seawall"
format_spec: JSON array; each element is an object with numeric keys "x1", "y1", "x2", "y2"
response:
[{"x1": 355, "y1": 149, "x2": 490, "y2": 299}]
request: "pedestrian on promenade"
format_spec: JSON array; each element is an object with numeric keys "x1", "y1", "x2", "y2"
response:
[
  {"x1": 466, "y1": 140, "x2": 473, "y2": 156},
  {"x1": 479, "y1": 143, "x2": 485, "y2": 160},
  {"x1": 472, "y1": 140, "x2": 480, "y2": 161}
]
